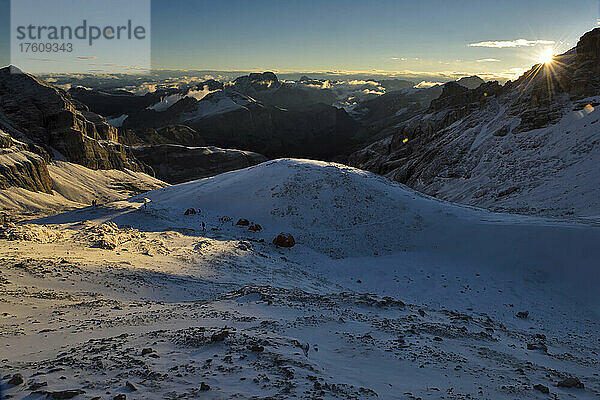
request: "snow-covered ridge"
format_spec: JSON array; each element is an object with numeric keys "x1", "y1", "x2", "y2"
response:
[{"x1": 43, "y1": 159, "x2": 600, "y2": 301}]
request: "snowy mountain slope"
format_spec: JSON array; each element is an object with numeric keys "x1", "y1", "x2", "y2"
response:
[
  {"x1": 0, "y1": 160, "x2": 165, "y2": 221},
  {"x1": 361, "y1": 93, "x2": 600, "y2": 218},
  {"x1": 2, "y1": 159, "x2": 599, "y2": 399},
  {"x1": 180, "y1": 90, "x2": 254, "y2": 122},
  {"x1": 348, "y1": 28, "x2": 600, "y2": 218}
]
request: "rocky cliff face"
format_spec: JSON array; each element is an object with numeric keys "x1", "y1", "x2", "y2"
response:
[
  {"x1": 348, "y1": 29, "x2": 600, "y2": 217},
  {"x1": 0, "y1": 130, "x2": 52, "y2": 193},
  {"x1": 0, "y1": 66, "x2": 147, "y2": 173},
  {"x1": 229, "y1": 72, "x2": 281, "y2": 95},
  {"x1": 0, "y1": 66, "x2": 155, "y2": 195},
  {"x1": 120, "y1": 124, "x2": 269, "y2": 183},
  {"x1": 456, "y1": 75, "x2": 485, "y2": 89},
  {"x1": 68, "y1": 87, "x2": 165, "y2": 118},
  {"x1": 131, "y1": 144, "x2": 267, "y2": 184},
  {"x1": 119, "y1": 125, "x2": 206, "y2": 147}
]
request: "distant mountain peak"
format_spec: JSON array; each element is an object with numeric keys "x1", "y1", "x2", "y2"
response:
[
  {"x1": 0, "y1": 65, "x2": 24, "y2": 74},
  {"x1": 456, "y1": 75, "x2": 485, "y2": 89},
  {"x1": 232, "y1": 71, "x2": 281, "y2": 93}
]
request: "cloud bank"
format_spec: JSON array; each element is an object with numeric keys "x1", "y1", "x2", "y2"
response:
[{"x1": 469, "y1": 39, "x2": 555, "y2": 48}]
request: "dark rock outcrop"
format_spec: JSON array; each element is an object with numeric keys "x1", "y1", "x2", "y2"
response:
[
  {"x1": 533, "y1": 384, "x2": 550, "y2": 394},
  {"x1": 576, "y1": 28, "x2": 600, "y2": 64},
  {"x1": 0, "y1": 148, "x2": 52, "y2": 193},
  {"x1": 7, "y1": 373, "x2": 24, "y2": 386},
  {"x1": 131, "y1": 144, "x2": 267, "y2": 184},
  {"x1": 273, "y1": 233, "x2": 295, "y2": 248},
  {"x1": 557, "y1": 377, "x2": 584, "y2": 389},
  {"x1": 456, "y1": 75, "x2": 485, "y2": 89},
  {"x1": 69, "y1": 86, "x2": 164, "y2": 117},
  {"x1": 230, "y1": 72, "x2": 281, "y2": 95},
  {"x1": 429, "y1": 81, "x2": 503, "y2": 114}
]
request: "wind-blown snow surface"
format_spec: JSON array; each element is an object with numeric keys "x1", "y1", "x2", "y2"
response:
[{"x1": 2, "y1": 159, "x2": 599, "y2": 399}]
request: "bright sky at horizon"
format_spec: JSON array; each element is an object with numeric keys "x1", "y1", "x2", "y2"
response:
[{"x1": 1, "y1": 0, "x2": 599, "y2": 80}]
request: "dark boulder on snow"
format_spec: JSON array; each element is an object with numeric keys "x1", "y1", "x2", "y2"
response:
[
  {"x1": 557, "y1": 377, "x2": 584, "y2": 389},
  {"x1": 516, "y1": 311, "x2": 529, "y2": 319},
  {"x1": 273, "y1": 233, "x2": 295, "y2": 248},
  {"x1": 248, "y1": 343, "x2": 265, "y2": 352},
  {"x1": 526, "y1": 342, "x2": 548, "y2": 352},
  {"x1": 533, "y1": 384, "x2": 550, "y2": 394},
  {"x1": 248, "y1": 223, "x2": 262, "y2": 231},
  {"x1": 35, "y1": 389, "x2": 86, "y2": 399},
  {"x1": 576, "y1": 27, "x2": 600, "y2": 64},
  {"x1": 210, "y1": 330, "x2": 229, "y2": 342},
  {"x1": 141, "y1": 348, "x2": 154, "y2": 356},
  {"x1": 7, "y1": 373, "x2": 24, "y2": 386}
]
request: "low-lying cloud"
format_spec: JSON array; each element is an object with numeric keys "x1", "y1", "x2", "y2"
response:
[
  {"x1": 469, "y1": 39, "x2": 555, "y2": 48},
  {"x1": 414, "y1": 81, "x2": 443, "y2": 88}
]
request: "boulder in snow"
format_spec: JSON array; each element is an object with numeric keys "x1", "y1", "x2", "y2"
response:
[
  {"x1": 557, "y1": 377, "x2": 584, "y2": 389},
  {"x1": 249, "y1": 223, "x2": 262, "y2": 232},
  {"x1": 273, "y1": 233, "x2": 295, "y2": 248}
]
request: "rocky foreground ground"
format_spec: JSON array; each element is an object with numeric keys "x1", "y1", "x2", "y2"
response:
[{"x1": 1, "y1": 217, "x2": 598, "y2": 400}]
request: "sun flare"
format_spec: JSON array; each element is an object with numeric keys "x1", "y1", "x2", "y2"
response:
[{"x1": 538, "y1": 48, "x2": 555, "y2": 65}]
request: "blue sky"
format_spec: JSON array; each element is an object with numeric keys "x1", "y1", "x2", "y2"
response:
[{"x1": 1, "y1": 0, "x2": 599, "y2": 79}]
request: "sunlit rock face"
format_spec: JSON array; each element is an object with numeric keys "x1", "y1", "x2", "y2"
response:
[
  {"x1": 428, "y1": 81, "x2": 503, "y2": 114},
  {"x1": 576, "y1": 27, "x2": 600, "y2": 64},
  {"x1": 569, "y1": 28, "x2": 600, "y2": 98},
  {"x1": 0, "y1": 129, "x2": 53, "y2": 193},
  {"x1": 0, "y1": 66, "x2": 146, "y2": 173}
]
